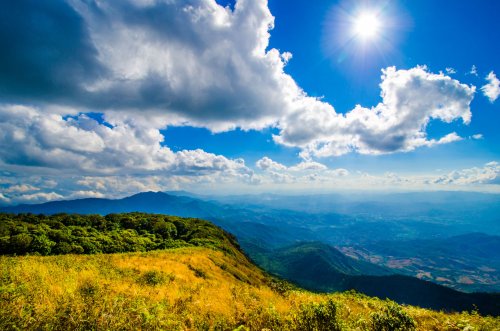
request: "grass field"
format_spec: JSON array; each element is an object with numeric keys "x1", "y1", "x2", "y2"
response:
[{"x1": 1, "y1": 247, "x2": 499, "y2": 330}]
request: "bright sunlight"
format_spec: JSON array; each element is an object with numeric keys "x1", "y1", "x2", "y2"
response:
[{"x1": 353, "y1": 12, "x2": 381, "y2": 39}]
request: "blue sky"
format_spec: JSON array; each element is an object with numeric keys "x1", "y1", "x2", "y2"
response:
[{"x1": 0, "y1": 0, "x2": 499, "y2": 203}]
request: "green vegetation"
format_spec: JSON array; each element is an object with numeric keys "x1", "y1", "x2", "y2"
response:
[
  {"x1": 370, "y1": 302, "x2": 416, "y2": 331},
  {"x1": 0, "y1": 212, "x2": 239, "y2": 256},
  {"x1": 1, "y1": 213, "x2": 499, "y2": 330}
]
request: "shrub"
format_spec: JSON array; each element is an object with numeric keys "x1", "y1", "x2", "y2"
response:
[
  {"x1": 293, "y1": 298, "x2": 342, "y2": 331},
  {"x1": 139, "y1": 270, "x2": 175, "y2": 286},
  {"x1": 371, "y1": 302, "x2": 416, "y2": 331},
  {"x1": 78, "y1": 279, "x2": 100, "y2": 299},
  {"x1": 188, "y1": 264, "x2": 207, "y2": 279}
]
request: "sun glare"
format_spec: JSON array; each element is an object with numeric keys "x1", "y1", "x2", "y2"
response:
[{"x1": 353, "y1": 12, "x2": 381, "y2": 39}]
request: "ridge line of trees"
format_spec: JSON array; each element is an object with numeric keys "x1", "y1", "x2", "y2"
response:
[{"x1": 0, "y1": 212, "x2": 239, "y2": 256}]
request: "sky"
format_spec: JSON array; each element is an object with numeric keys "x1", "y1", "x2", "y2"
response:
[{"x1": 0, "y1": 0, "x2": 499, "y2": 204}]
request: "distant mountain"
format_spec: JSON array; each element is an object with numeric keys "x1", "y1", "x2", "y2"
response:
[
  {"x1": 0, "y1": 191, "x2": 225, "y2": 218},
  {"x1": 250, "y1": 241, "x2": 500, "y2": 316},
  {"x1": 212, "y1": 191, "x2": 500, "y2": 235},
  {"x1": 163, "y1": 190, "x2": 206, "y2": 199}
]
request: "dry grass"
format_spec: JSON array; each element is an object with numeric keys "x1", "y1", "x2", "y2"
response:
[{"x1": 1, "y1": 248, "x2": 499, "y2": 330}]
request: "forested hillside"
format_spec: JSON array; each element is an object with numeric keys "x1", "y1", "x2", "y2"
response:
[{"x1": 0, "y1": 212, "x2": 239, "y2": 256}]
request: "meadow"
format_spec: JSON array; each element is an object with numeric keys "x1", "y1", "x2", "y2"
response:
[{"x1": 2, "y1": 247, "x2": 500, "y2": 330}]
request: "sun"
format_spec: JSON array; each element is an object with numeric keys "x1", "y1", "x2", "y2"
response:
[{"x1": 353, "y1": 12, "x2": 381, "y2": 40}]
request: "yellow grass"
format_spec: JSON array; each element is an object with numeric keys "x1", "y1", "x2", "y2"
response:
[{"x1": 1, "y1": 248, "x2": 499, "y2": 330}]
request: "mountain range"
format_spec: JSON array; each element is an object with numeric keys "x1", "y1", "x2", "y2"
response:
[{"x1": 1, "y1": 190, "x2": 499, "y2": 315}]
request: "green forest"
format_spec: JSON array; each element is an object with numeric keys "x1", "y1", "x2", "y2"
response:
[{"x1": 0, "y1": 213, "x2": 238, "y2": 256}]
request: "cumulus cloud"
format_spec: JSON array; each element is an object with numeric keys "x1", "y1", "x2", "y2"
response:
[
  {"x1": 0, "y1": 104, "x2": 254, "y2": 181},
  {"x1": 5, "y1": 184, "x2": 40, "y2": 193},
  {"x1": 425, "y1": 132, "x2": 463, "y2": 146},
  {"x1": 255, "y1": 157, "x2": 327, "y2": 172},
  {"x1": 481, "y1": 71, "x2": 500, "y2": 103},
  {"x1": 68, "y1": 190, "x2": 106, "y2": 199},
  {"x1": 0, "y1": 104, "x2": 175, "y2": 173},
  {"x1": 1, "y1": 1, "x2": 475, "y2": 148},
  {"x1": 432, "y1": 162, "x2": 499, "y2": 185},
  {"x1": 275, "y1": 66, "x2": 474, "y2": 158},
  {"x1": 255, "y1": 156, "x2": 341, "y2": 184},
  {"x1": 256, "y1": 157, "x2": 287, "y2": 171},
  {"x1": 268, "y1": 171, "x2": 295, "y2": 184},
  {"x1": 289, "y1": 161, "x2": 328, "y2": 171},
  {"x1": 0, "y1": 0, "x2": 304, "y2": 131},
  {"x1": 341, "y1": 162, "x2": 500, "y2": 190},
  {"x1": 17, "y1": 192, "x2": 64, "y2": 203}
]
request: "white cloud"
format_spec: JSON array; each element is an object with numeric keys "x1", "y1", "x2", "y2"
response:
[
  {"x1": 0, "y1": 105, "x2": 255, "y2": 182},
  {"x1": 445, "y1": 67, "x2": 457, "y2": 74},
  {"x1": 1, "y1": 1, "x2": 476, "y2": 158},
  {"x1": 0, "y1": 104, "x2": 175, "y2": 173},
  {"x1": 268, "y1": 171, "x2": 295, "y2": 184},
  {"x1": 68, "y1": 190, "x2": 106, "y2": 199},
  {"x1": 18, "y1": 192, "x2": 64, "y2": 203},
  {"x1": 471, "y1": 134, "x2": 484, "y2": 140},
  {"x1": 481, "y1": 71, "x2": 500, "y2": 103},
  {"x1": 256, "y1": 157, "x2": 287, "y2": 171},
  {"x1": 255, "y1": 157, "x2": 327, "y2": 172},
  {"x1": 75, "y1": 176, "x2": 167, "y2": 196},
  {"x1": 5, "y1": 184, "x2": 40, "y2": 193},
  {"x1": 174, "y1": 149, "x2": 255, "y2": 182},
  {"x1": 281, "y1": 51, "x2": 293, "y2": 64},
  {"x1": 326, "y1": 168, "x2": 349, "y2": 177},
  {"x1": 254, "y1": 156, "x2": 344, "y2": 184},
  {"x1": 0, "y1": 193, "x2": 10, "y2": 204},
  {"x1": 470, "y1": 65, "x2": 478, "y2": 76},
  {"x1": 289, "y1": 161, "x2": 328, "y2": 171},
  {"x1": 275, "y1": 66, "x2": 475, "y2": 158},
  {"x1": 66, "y1": 0, "x2": 302, "y2": 131},
  {"x1": 1, "y1": 160, "x2": 499, "y2": 205},
  {"x1": 425, "y1": 132, "x2": 463, "y2": 147},
  {"x1": 432, "y1": 162, "x2": 499, "y2": 185}
]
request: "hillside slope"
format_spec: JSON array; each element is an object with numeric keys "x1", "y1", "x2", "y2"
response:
[
  {"x1": 1, "y1": 212, "x2": 499, "y2": 330},
  {"x1": 3, "y1": 248, "x2": 500, "y2": 330},
  {"x1": 249, "y1": 242, "x2": 500, "y2": 316}
]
